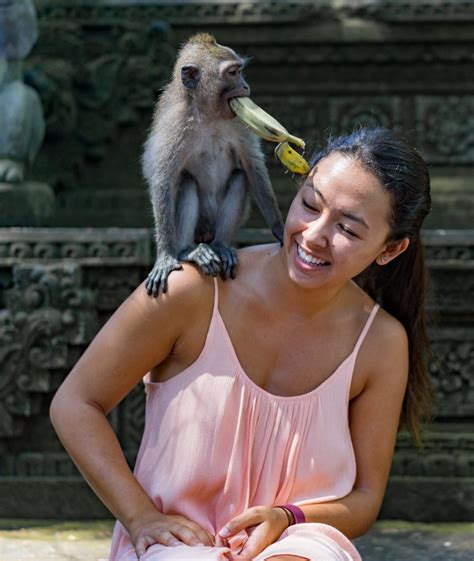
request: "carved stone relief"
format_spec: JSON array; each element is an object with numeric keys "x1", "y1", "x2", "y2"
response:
[
  {"x1": 416, "y1": 96, "x2": 474, "y2": 163},
  {"x1": 0, "y1": 263, "x2": 98, "y2": 438}
]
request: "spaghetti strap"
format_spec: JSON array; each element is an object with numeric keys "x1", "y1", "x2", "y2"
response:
[
  {"x1": 353, "y1": 302, "x2": 380, "y2": 356},
  {"x1": 212, "y1": 277, "x2": 219, "y2": 317}
]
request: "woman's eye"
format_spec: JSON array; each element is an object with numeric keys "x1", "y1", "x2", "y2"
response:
[
  {"x1": 339, "y1": 225, "x2": 358, "y2": 238},
  {"x1": 302, "y1": 199, "x2": 317, "y2": 211}
]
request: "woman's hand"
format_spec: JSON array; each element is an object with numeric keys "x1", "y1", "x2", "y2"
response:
[
  {"x1": 128, "y1": 510, "x2": 215, "y2": 558},
  {"x1": 218, "y1": 506, "x2": 289, "y2": 560}
]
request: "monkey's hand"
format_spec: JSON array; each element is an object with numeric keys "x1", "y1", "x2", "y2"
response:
[
  {"x1": 146, "y1": 255, "x2": 183, "y2": 297},
  {"x1": 178, "y1": 243, "x2": 221, "y2": 277},
  {"x1": 272, "y1": 223, "x2": 285, "y2": 246},
  {"x1": 209, "y1": 241, "x2": 238, "y2": 280}
]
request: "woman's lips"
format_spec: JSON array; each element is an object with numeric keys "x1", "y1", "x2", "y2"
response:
[{"x1": 295, "y1": 242, "x2": 331, "y2": 270}]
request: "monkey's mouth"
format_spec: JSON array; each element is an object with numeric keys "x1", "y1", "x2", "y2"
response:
[{"x1": 223, "y1": 87, "x2": 250, "y2": 119}]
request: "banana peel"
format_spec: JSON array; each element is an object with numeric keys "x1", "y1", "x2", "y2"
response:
[
  {"x1": 274, "y1": 142, "x2": 310, "y2": 175},
  {"x1": 229, "y1": 97, "x2": 305, "y2": 148},
  {"x1": 229, "y1": 97, "x2": 310, "y2": 175}
]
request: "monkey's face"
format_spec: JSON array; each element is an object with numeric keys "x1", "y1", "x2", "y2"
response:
[
  {"x1": 218, "y1": 60, "x2": 250, "y2": 119},
  {"x1": 180, "y1": 56, "x2": 250, "y2": 120}
]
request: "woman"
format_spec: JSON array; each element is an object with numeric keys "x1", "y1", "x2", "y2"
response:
[{"x1": 50, "y1": 128, "x2": 433, "y2": 561}]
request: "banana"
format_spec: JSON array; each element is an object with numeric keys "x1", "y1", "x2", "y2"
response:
[
  {"x1": 229, "y1": 97, "x2": 305, "y2": 148},
  {"x1": 274, "y1": 142, "x2": 310, "y2": 175}
]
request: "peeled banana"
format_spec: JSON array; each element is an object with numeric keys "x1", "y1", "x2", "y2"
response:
[
  {"x1": 274, "y1": 142, "x2": 310, "y2": 175},
  {"x1": 229, "y1": 97, "x2": 305, "y2": 149}
]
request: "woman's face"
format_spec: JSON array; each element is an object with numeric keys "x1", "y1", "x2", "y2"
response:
[{"x1": 283, "y1": 151, "x2": 401, "y2": 290}]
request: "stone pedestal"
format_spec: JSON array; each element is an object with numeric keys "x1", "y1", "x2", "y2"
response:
[{"x1": 0, "y1": 181, "x2": 55, "y2": 226}]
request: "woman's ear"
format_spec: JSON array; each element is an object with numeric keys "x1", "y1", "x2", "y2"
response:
[{"x1": 376, "y1": 237, "x2": 410, "y2": 266}]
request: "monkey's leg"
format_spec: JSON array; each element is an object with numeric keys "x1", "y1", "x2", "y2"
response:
[
  {"x1": 146, "y1": 173, "x2": 184, "y2": 297},
  {"x1": 175, "y1": 175, "x2": 200, "y2": 250},
  {"x1": 211, "y1": 169, "x2": 249, "y2": 280},
  {"x1": 176, "y1": 179, "x2": 222, "y2": 277},
  {"x1": 179, "y1": 243, "x2": 222, "y2": 277}
]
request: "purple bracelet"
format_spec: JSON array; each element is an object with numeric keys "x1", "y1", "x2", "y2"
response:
[{"x1": 275, "y1": 503, "x2": 306, "y2": 525}]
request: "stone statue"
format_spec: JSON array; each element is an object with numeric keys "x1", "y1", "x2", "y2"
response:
[{"x1": 0, "y1": 0, "x2": 54, "y2": 225}]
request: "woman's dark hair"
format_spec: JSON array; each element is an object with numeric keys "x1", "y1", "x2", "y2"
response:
[{"x1": 309, "y1": 127, "x2": 433, "y2": 446}]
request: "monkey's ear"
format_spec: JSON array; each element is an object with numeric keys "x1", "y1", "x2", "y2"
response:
[{"x1": 181, "y1": 64, "x2": 200, "y2": 89}]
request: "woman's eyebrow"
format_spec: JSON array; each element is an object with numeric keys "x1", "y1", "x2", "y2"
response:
[{"x1": 312, "y1": 185, "x2": 370, "y2": 230}]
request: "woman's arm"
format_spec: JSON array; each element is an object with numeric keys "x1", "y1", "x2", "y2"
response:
[
  {"x1": 50, "y1": 266, "x2": 215, "y2": 548},
  {"x1": 298, "y1": 314, "x2": 409, "y2": 538},
  {"x1": 219, "y1": 313, "x2": 409, "y2": 559}
]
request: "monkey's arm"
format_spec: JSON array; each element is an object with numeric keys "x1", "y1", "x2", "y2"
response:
[
  {"x1": 240, "y1": 135, "x2": 284, "y2": 244},
  {"x1": 143, "y1": 116, "x2": 188, "y2": 296}
]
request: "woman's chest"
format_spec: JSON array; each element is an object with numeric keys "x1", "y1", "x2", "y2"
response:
[{"x1": 221, "y1": 307, "x2": 363, "y2": 398}]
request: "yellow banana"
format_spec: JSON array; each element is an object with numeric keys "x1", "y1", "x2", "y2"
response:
[
  {"x1": 274, "y1": 142, "x2": 310, "y2": 175},
  {"x1": 229, "y1": 97, "x2": 305, "y2": 148}
]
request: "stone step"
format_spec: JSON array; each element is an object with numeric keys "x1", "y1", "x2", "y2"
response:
[{"x1": 0, "y1": 520, "x2": 472, "y2": 561}]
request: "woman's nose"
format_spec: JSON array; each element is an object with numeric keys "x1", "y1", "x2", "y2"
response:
[{"x1": 302, "y1": 218, "x2": 329, "y2": 248}]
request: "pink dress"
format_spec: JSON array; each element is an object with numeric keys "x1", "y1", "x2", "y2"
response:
[{"x1": 109, "y1": 279, "x2": 380, "y2": 561}]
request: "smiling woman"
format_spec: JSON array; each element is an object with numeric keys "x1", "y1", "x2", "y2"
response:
[{"x1": 50, "y1": 127, "x2": 433, "y2": 561}]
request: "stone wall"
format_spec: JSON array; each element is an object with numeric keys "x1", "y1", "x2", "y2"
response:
[
  {"x1": 0, "y1": 0, "x2": 472, "y2": 521},
  {"x1": 28, "y1": 0, "x2": 474, "y2": 228},
  {"x1": 0, "y1": 227, "x2": 473, "y2": 521}
]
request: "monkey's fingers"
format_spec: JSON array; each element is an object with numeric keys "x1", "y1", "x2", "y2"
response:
[
  {"x1": 229, "y1": 251, "x2": 239, "y2": 280},
  {"x1": 220, "y1": 247, "x2": 238, "y2": 280},
  {"x1": 197, "y1": 244, "x2": 221, "y2": 277},
  {"x1": 146, "y1": 273, "x2": 159, "y2": 296},
  {"x1": 160, "y1": 271, "x2": 169, "y2": 295},
  {"x1": 146, "y1": 260, "x2": 182, "y2": 297},
  {"x1": 160, "y1": 262, "x2": 184, "y2": 294},
  {"x1": 150, "y1": 273, "x2": 164, "y2": 298}
]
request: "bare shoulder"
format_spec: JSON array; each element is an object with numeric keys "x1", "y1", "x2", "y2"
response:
[
  {"x1": 129, "y1": 263, "x2": 214, "y2": 327},
  {"x1": 237, "y1": 242, "x2": 279, "y2": 265},
  {"x1": 361, "y1": 306, "x2": 409, "y2": 391},
  {"x1": 370, "y1": 307, "x2": 408, "y2": 348},
  {"x1": 54, "y1": 264, "x2": 215, "y2": 414}
]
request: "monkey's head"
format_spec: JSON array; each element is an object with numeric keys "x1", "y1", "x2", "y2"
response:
[{"x1": 175, "y1": 33, "x2": 250, "y2": 120}]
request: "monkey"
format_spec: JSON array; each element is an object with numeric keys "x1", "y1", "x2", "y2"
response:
[{"x1": 142, "y1": 33, "x2": 284, "y2": 297}]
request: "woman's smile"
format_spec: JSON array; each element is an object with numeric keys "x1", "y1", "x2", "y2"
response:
[{"x1": 295, "y1": 242, "x2": 331, "y2": 270}]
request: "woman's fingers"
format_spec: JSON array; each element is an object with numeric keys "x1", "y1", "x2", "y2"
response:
[
  {"x1": 173, "y1": 523, "x2": 217, "y2": 547},
  {"x1": 235, "y1": 522, "x2": 271, "y2": 559},
  {"x1": 219, "y1": 507, "x2": 263, "y2": 538},
  {"x1": 172, "y1": 517, "x2": 215, "y2": 546},
  {"x1": 135, "y1": 530, "x2": 181, "y2": 557},
  {"x1": 184, "y1": 521, "x2": 215, "y2": 546}
]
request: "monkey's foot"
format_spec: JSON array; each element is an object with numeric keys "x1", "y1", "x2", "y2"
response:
[
  {"x1": 146, "y1": 255, "x2": 183, "y2": 297},
  {"x1": 178, "y1": 243, "x2": 221, "y2": 277},
  {"x1": 209, "y1": 242, "x2": 238, "y2": 280}
]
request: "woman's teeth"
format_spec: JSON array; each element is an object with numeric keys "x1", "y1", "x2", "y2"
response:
[{"x1": 297, "y1": 244, "x2": 329, "y2": 266}]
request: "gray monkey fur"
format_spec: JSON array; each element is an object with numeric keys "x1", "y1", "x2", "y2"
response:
[{"x1": 142, "y1": 33, "x2": 284, "y2": 297}]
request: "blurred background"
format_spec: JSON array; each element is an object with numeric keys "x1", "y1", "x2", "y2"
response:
[{"x1": 0, "y1": 0, "x2": 472, "y2": 526}]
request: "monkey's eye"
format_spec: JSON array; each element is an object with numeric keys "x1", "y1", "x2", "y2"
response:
[{"x1": 227, "y1": 67, "x2": 241, "y2": 77}]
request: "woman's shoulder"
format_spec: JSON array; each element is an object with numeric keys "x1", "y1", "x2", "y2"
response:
[
  {"x1": 358, "y1": 301, "x2": 409, "y2": 394},
  {"x1": 129, "y1": 263, "x2": 215, "y2": 330},
  {"x1": 350, "y1": 281, "x2": 408, "y2": 348},
  {"x1": 371, "y1": 306, "x2": 408, "y2": 351},
  {"x1": 238, "y1": 241, "x2": 280, "y2": 257},
  {"x1": 348, "y1": 282, "x2": 409, "y2": 390}
]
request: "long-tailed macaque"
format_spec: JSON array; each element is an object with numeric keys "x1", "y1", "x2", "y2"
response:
[{"x1": 142, "y1": 33, "x2": 284, "y2": 296}]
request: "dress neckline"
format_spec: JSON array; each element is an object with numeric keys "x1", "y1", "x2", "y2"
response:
[{"x1": 215, "y1": 301, "x2": 380, "y2": 403}]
